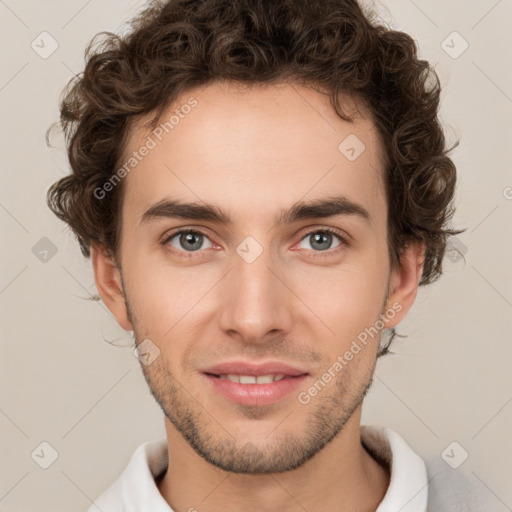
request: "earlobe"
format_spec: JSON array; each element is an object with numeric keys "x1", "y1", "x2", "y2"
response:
[
  {"x1": 91, "y1": 242, "x2": 133, "y2": 331},
  {"x1": 383, "y1": 242, "x2": 425, "y2": 329}
]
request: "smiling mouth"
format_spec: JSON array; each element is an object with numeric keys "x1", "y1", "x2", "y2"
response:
[{"x1": 203, "y1": 370, "x2": 310, "y2": 406}]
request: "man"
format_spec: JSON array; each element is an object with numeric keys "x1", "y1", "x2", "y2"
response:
[{"x1": 47, "y1": 0, "x2": 465, "y2": 510}]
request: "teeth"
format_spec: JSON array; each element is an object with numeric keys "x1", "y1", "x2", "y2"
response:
[
  {"x1": 239, "y1": 375, "x2": 257, "y2": 384},
  {"x1": 255, "y1": 375, "x2": 273, "y2": 384},
  {"x1": 221, "y1": 374, "x2": 287, "y2": 384}
]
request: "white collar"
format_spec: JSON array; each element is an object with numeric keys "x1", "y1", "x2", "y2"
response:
[{"x1": 361, "y1": 425, "x2": 428, "y2": 511}]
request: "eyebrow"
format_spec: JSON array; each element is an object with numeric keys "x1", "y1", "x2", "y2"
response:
[{"x1": 140, "y1": 195, "x2": 372, "y2": 227}]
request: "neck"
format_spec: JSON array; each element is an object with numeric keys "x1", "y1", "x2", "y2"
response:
[{"x1": 156, "y1": 408, "x2": 390, "y2": 512}]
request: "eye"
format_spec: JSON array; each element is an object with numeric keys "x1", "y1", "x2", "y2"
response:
[
  {"x1": 161, "y1": 227, "x2": 349, "y2": 259},
  {"x1": 296, "y1": 228, "x2": 347, "y2": 254},
  {"x1": 164, "y1": 229, "x2": 214, "y2": 253}
]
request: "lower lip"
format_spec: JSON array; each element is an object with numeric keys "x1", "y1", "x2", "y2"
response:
[{"x1": 203, "y1": 373, "x2": 309, "y2": 406}]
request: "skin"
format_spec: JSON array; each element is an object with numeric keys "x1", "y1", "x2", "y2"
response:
[{"x1": 92, "y1": 80, "x2": 425, "y2": 512}]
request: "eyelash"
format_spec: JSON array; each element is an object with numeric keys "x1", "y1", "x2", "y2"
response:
[{"x1": 161, "y1": 227, "x2": 350, "y2": 259}]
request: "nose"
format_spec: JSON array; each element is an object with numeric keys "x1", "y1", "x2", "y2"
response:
[{"x1": 218, "y1": 246, "x2": 294, "y2": 345}]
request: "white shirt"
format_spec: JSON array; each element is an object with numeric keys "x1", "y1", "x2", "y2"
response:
[
  {"x1": 87, "y1": 425, "x2": 501, "y2": 512},
  {"x1": 85, "y1": 425, "x2": 486, "y2": 511}
]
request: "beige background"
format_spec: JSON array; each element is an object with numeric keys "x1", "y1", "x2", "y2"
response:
[{"x1": 1, "y1": 0, "x2": 511, "y2": 510}]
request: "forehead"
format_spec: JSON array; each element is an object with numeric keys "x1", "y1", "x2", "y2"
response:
[{"x1": 120, "y1": 80, "x2": 387, "y2": 226}]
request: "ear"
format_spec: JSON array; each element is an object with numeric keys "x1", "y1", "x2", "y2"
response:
[
  {"x1": 91, "y1": 242, "x2": 133, "y2": 331},
  {"x1": 383, "y1": 241, "x2": 425, "y2": 329}
]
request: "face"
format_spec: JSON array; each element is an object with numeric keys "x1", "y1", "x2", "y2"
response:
[{"x1": 93, "y1": 80, "x2": 422, "y2": 474}]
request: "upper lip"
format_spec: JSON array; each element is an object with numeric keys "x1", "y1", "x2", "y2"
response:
[{"x1": 203, "y1": 360, "x2": 309, "y2": 377}]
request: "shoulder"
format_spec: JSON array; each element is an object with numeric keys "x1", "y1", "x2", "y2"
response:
[
  {"x1": 361, "y1": 426, "x2": 498, "y2": 511},
  {"x1": 424, "y1": 455, "x2": 498, "y2": 511},
  {"x1": 85, "y1": 438, "x2": 170, "y2": 512}
]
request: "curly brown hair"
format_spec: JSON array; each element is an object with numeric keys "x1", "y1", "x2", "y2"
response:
[{"x1": 46, "y1": 0, "x2": 464, "y2": 353}]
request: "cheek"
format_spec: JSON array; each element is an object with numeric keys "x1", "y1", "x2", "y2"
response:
[
  {"x1": 289, "y1": 257, "x2": 389, "y2": 351},
  {"x1": 123, "y1": 251, "x2": 217, "y2": 338}
]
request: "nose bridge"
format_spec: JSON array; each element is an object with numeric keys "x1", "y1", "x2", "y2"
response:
[{"x1": 218, "y1": 240, "x2": 292, "y2": 342}]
